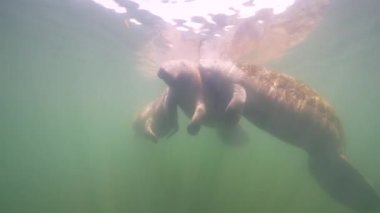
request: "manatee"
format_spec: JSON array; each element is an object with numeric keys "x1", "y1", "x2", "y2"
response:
[
  {"x1": 134, "y1": 59, "x2": 380, "y2": 212},
  {"x1": 198, "y1": 59, "x2": 380, "y2": 212}
]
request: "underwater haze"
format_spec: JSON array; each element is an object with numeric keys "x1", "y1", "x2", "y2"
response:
[{"x1": 1, "y1": 0, "x2": 380, "y2": 212}]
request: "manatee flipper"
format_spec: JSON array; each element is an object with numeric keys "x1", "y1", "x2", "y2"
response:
[
  {"x1": 308, "y1": 153, "x2": 380, "y2": 212},
  {"x1": 217, "y1": 124, "x2": 249, "y2": 145},
  {"x1": 225, "y1": 84, "x2": 247, "y2": 125},
  {"x1": 134, "y1": 88, "x2": 179, "y2": 142},
  {"x1": 187, "y1": 102, "x2": 206, "y2": 135}
]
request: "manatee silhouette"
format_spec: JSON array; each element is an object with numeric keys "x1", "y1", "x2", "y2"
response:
[
  {"x1": 198, "y1": 59, "x2": 380, "y2": 212},
  {"x1": 134, "y1": 59, "x2": 380, "y2": 212}
]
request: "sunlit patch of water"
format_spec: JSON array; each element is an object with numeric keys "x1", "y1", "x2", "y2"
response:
[
  {"x1": 91, "y1": 0, "x2": 330, "y2": 78},
  {"x1": 92, "y1": 0, "x2": 295, "y2": 34}
]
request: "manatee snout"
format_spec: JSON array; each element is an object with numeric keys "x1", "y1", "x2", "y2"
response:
[{"x1": 158, "y1": 68, "x2": 176, "y2": 87}]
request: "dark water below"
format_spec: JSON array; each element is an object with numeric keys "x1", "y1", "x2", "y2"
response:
[{"x1": 1, "y1": 0, "x2": 379, "y2": 212}]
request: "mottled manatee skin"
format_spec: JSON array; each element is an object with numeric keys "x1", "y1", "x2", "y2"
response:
[
  {"x1": 199, "y1": 60, "x2": 343, "y2": 154},
  {"x1": 238, "y1": 64, "x2": 344, "y2": 155},
  {"x1": 198, "y1": 60, "x2": 380, "y2": 212},
  {"x1": 155, "y1": 59, "x2": 344, "y2": 152}
]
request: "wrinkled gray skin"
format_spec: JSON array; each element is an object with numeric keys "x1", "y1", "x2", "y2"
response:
[
  {"x1": 199, "y1": 60, "x2": 380, "y2": 213},
  {"x1": 134, "y1": 59, "x2": 380, "y2": 212}
]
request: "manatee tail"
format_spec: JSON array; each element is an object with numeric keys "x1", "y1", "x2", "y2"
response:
[{"x1": 308, "y1": 153, "x2": 380, "y2": 212}]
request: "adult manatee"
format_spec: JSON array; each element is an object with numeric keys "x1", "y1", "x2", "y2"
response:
[
  {"x1": 134, "y1": 59, "x2": 380, "y2": 212},
  {"x1": 199, "y1": 59, "x2": 380, "y2": 212}
]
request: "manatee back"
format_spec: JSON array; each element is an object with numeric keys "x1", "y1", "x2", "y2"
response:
[{"x1": 238, "y1": 64, "x2": 345, "y2": 154}]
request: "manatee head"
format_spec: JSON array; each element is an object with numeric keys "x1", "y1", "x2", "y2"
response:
[{"x1": 157, "y1": 60, "x2": 198, "y2": 88}]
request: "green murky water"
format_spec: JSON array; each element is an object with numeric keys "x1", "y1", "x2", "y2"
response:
[{"x1": 1, "y1": 0, "x2": 379, "y2": 212}]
